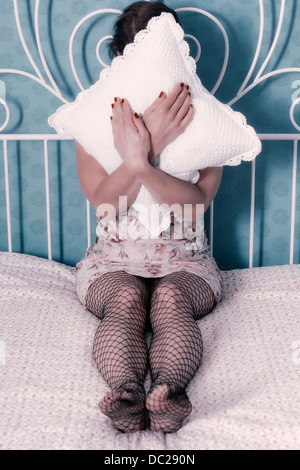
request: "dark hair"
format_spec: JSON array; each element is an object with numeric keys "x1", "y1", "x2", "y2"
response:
[{"x1": 108, "y1": 1, "x2": 180, "y2": 58}]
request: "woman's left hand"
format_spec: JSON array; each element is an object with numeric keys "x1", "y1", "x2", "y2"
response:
[
  {"x1": 143, "y1": 83, "x2": 194, "y2": 164},
  {"x1": 110, "y1": 97, "x2": 151, "y2": 175}
]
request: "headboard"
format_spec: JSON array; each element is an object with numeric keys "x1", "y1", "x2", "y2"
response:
[{"x1": 0, "y1": 0, "x2": 299, "y2": 270}]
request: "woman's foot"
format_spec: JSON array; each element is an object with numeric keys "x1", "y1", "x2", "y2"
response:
[
  {"x1": 99, "y1": 385, "x2": 146, "y2": 433},
  {"x1": 146, "y1": 383, "x2": 192, "y2": 433}
]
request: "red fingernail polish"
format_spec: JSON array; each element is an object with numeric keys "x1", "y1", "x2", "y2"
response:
[
  {"x1": 180, "y1": 82, "x2": 184, "y2": 87},
  {"x1": 159, "y1": 91, "x2": 164, "y2": 98},
  {"x1": 121, "y1": 98, "x2": 124, "y2": 103},
  {"x1": 188, "y1": 92, "x2": 191, "y2": 96},
  {"x1": 186, "y1": 85, "x2": 190, "y2": 90},
  {"x1": 110, "y1": 116, "x2": 112, "y2": 120},
  {"x1": 111, "y1": 103, "x2": 114, "y2": 108},
  {"x1": 114, "y1": 97, "x2": 117, "y2": 102},
  {"x1": 190, "y1": 104, "x2": 193, "y2": 107},
  {"x1": 134, "y1": 112, "x2": 139, "y2": 118}
]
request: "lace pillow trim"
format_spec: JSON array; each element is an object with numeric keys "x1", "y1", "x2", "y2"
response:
[
  {"x1": 48, "y1": 12, "x2": 261, "y2": 168},
  {"x1": 48, "y1": 13, "x2": 199, "y2": 132}
]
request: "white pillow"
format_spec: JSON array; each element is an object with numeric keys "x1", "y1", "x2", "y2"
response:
[{"x1": 48, "y1": 12, "x2": 261, "y2": 238}]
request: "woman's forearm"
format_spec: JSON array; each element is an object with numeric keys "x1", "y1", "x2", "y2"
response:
[
  {"x1": 93, "y1": 162, "x2": 142, "y2": 214},
  {"x1": 135, "y1": 163, "x2": 205, "y2": 222}
]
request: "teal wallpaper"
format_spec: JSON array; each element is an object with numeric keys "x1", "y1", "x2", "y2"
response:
[{"x1": 0, "y1": 0, "x2": 299, "y2": 270}]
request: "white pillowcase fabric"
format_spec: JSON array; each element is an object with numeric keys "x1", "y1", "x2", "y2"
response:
[{"x1": 48, "y1": 12, "x2": 261, "y2": 237}]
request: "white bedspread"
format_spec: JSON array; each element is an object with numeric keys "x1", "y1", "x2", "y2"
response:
[{"x1": 0, "y1": 252, "x2": 299, "y2": 450}]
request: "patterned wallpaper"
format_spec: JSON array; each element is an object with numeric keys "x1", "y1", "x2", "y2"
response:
[{"x1": 0, "y1": 0, "x2": 299, "y2": 269}]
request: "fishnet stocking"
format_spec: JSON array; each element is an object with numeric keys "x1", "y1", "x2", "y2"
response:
[
  {"x1": 85, "y1": 269, "x2": 216, "y2": 434},
  {"x1": 85, "y1": 270, "x2": 150, "y2": 433},
  {"x1": 147, "y1": 271, "x2": 217, "y2": 433}
]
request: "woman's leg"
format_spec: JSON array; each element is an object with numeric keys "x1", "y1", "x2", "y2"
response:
[
  {"x1": 85, "y1": 270, "x2": 151, "y2": 432},
  {"x1": 147, "y1": 271, "x2": 217, "y2": 433}
]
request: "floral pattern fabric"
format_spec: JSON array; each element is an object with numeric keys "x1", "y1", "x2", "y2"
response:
[{"x1": 76, "y1": 209, "x2": 224, "y2": 307}]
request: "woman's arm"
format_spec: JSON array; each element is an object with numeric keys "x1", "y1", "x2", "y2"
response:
[
  {"x1": 75, "y1": 139, "x2": 142, "y2": 213},
  {"x1": 109, "y1": 88, "x2": 222, "y2": 222},
  {"x1": 134, "y1": 164, "x2": 223, "y2": 221},
  {"x1": 75, "y1": 83, "x2": 193, "y2": 215}
]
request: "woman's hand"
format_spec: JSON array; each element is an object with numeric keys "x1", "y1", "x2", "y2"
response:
[
  {"x1": 110, "y1": 97, "x2": 151, "y2": 175},
  {"x1": 143, "y1": 83, "x2": 194, "y2": 164}
]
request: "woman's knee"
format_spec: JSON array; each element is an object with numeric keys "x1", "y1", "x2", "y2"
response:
[
  {"x1": 149, "y1": 271, "x2": 217, "y2": 322},
  {"x1": 87, "y1": 271, "x2": 149, "y2": 318},
  {"x1": 113, "y1": 283, "x2": 148, "y2": 308},
  {"x1": 151, "y1": 281, "x2": 181, "y2": 303},
  {"x1": 149, "y1": 279, "x2": 189, "y2": 325}
]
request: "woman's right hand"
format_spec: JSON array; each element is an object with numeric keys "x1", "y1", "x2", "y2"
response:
[
  {"x1": 110, "y1": 98, "x2": 151, "y2": 175},
  {"x1": 142, "y1": 83, "x2": 194, "y2": 165}
]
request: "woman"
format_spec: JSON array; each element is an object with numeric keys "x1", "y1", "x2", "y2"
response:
[{"x1": 75, "y1": 1, "x2": 224, "y2": 434}]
